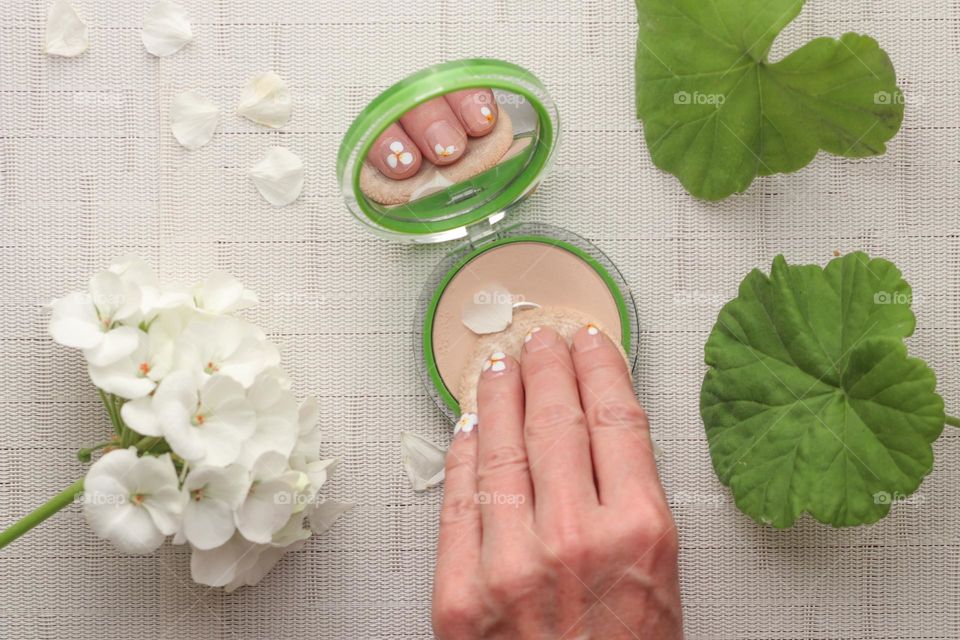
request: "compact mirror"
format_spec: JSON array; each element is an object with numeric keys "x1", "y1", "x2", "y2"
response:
[{"x1": 338, "y1": 60, "x2": 559, "y2": 242}]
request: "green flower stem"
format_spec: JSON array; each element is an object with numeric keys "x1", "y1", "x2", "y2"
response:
[
  {"x1": 946, "y1": 415, "x2": 960, "y2": 429},
  {"x1": 0, "y1": 478, "x2": 84, "y2": 550}
]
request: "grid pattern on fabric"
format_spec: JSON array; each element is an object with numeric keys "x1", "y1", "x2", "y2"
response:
[{"x1": 1, "y1": 1, "x2": 959, "y2": 638}]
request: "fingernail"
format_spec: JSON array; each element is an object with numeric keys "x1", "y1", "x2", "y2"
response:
[
  {"x1": 459, "y1": 98, "x2": 496, "y2": 136},
  {"x1": 574, "y1": 323, "x2": 605, "y2": 352},
  {"x1": 482, "y1": 351, "x2": 508, "y2": 374},
  {"x1": 454, "y1": 412, "x2": 478, "y2": 437},
  {"x1": 379, "y1": 138, "x2": 418, "y2": 177},
  {"x1": 425, "y1": 120, "x2": 465, "y2": 164},
  {"x1": 524, "y1": 326, "x2": 556, "y2": 353}
]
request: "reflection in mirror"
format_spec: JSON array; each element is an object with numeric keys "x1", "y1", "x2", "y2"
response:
[{"x1": 359, "y1": 89, "x2": 538, "y2": 223}]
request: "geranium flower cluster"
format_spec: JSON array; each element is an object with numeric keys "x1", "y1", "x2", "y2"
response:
[{"x1": 48, "y1": 257, "x2": 349, "y2": 590}]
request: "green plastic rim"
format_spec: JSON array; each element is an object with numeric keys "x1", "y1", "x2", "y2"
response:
[
  {"x1": 419, "y1": 228, "x2": 638, "y2": 418},
  {"x1": 337, "y1": 59, "x2": 559, "y2": 241}
]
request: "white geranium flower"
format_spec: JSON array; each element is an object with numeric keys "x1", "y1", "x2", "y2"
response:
[
  {"x1": 87, "y1": 320, "x2": 176, "y2": 399},
  {"x1": 191, "y1": 272, "x2": 258, "y2": 315},
  {"x1": 180, "y1": 464, "x2": 249, "y2": 550},
  {"x1": 83, "y1": 448, "x2": 182, "y2": 554},
  {"x1": 236, "y1": 371, "x2": 299, "y2": 468},
  {"x1": 175, "y1": 315, "x2": 278, "y2": 389},
  {"x1": 155, "y1": 372, "x2": 256, "y2": 467},
  {"x1": 108, "y1": 256, "x2": 190, "y2": 319},
  {"x1": 141, "y1": 0, "x2": 192, "y2": 57},
  {"x1": 118, "y1": 309, "x2": 192, "y2": 435},
  {"x1": 49, "y1": 270, "x2": 144, "y2": 366},
  {"x1": 234, "y1": 452, "x2": 305, "y2": 544}
]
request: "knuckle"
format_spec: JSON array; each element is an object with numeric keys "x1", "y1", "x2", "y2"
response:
[
  {"x1": 478, "y1": 444, "x2": 529, "y2": 481},
  {"x1": 622, "y1": 507, "x2": 678, "y2": 556},
  {"x1": 544, "y1": 522, "x2": 595, "y2": 571},
  {"x1": 485, "y1": 564, "x2": 545, "y2": 603},
  {"x1": 589, "y1": 400, "x2": 649, "y2": 433},
  {"x1": 439, "y1": 494, "x2": 477, "y2": 528},
  {"x1": 525, "y1": 402, "x2": 586, "y2": 440},
  {"x1": 432, "y1": 593, "x2": 482, "y2": 637},
  {"x1": 444, "y1": 445, "x2": 476, "y2": 475}
]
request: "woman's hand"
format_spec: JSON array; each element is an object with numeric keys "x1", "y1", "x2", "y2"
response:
[{"x1": 432, "y1": 326, "x2": 683, "y2": 639}]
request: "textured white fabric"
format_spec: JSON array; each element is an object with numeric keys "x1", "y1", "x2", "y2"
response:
[{"x1": 1, "y1": 1, "x2": 959, "y2": 638}]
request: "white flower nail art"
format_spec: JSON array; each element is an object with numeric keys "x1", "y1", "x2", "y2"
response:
[
  {"x1": 434, "y1": 143, "x2": 456, "y2": 158},
  {"x1": 586, "y1": 323, "x2": 600, "y2": 336},
  {"x1": 386, "y1": 141, "x2": 414, "y2": 169},
  {"x1": 480, "y1": 106, "x2": 494, "y2": 123},
  {"x1": 482, "y1": 352, "x2": 507, "y2": 373},
  {"x1": 524, "y1": 327, "x2": 542, "y2": 343},
  {"x1": 454, "y1": 413, "x2": 478, "y2": 436}
]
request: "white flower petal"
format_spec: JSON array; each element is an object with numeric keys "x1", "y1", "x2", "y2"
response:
[
  {"x1": 386, "y1": 154, "x2": 398, "y2": 169},
  {"x1": 461, "y1": 285, "x2": 514, "y2": 335},
  {"x1": 190, "y1": 532, "x2": 259, "y2": 587},
  {"x1": 193, "y1": 271, "x2": 257, "y2": 314},
  {"x1": 48, "y1": 292, "x2": 102, "y2": 349},
  {"x1": 400, "y1": 431, "x2": 446, "y2": 491},
  {"x1": 307, "y1": 499, "x2": 352, "y2": 534},
  {"x1": 434, "y1": 143, "x2": 444, "y2": 155},
  {"x1": 249, "y1": 147, "x2": 303, "y2": 207},
  {"x1": 389, "y1": 141, "x2": 404, "y2": 153},
  {"x1": 45, "y1": 0, "x2": 88, "y2": 57},
  {"x1": 183, "y1": 496, "x2": 236, "y2": 550},
  {"x1": 170, "y1": 91, "x2": 220, "y2": 150},
  {"x1": 237, "y1": 72, "x2": 291, "y2": 128},
  {"x1": 398, "y1": 151, "x2": 414, "y2": 166},
  {"x1": 141, "y1": 0, "x2": 192, "y2": 57},
  {"x1": 121, "y1": 396, "x2": 163, "y2": 437},
  {"x1": 224, "y1": 539, "x2": 305, "y2": 592},
  {"x1": 235, "y1": 478, "x2": 296, "y2": 543},
  {"x1": 83, "y1": 325, "x2": 141, "y2": 367}
]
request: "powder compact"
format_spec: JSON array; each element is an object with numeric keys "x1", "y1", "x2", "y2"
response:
[{"x1": 337, "y1": 59, "x2": 638, "y2": 423}]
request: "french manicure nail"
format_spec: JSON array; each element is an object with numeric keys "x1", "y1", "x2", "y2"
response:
[
  {"x1": 482, "y1": 351, "x2": 507, "y2": 373},
  {"x1": 575, "y1": 323, "x2": 605, "y2": 351},
  {"x1": 454, "y1": 412, "x2": 478, "y2": 436},
  {"x1": 425, "y1": 120, "x2": 465, "y2": 164}
]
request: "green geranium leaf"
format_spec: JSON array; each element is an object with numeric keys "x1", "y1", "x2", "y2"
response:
[
  {"x1": 701, "y1": 253, "x2": 945, "y2": 528},
  {"x1": 635, "y1": 0, "x2": 905, "y2": 200}
]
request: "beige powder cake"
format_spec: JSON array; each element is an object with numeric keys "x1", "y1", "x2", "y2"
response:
[{"x1": 430, "y1": 240, "x2": 629, "y2": 413}]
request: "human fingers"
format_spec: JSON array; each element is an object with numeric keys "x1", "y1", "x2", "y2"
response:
[
  {"x1": 398, "y1": 96, "x2": 467, "y2": 165},
  {"x1": 476, "y1": 352, "x2": 533, "y2": 548},
  {"x1": 520, "y1": 327, "x2": 598, "y2": 520},
  {"x1": 366, "y1": 122, "x2": 422, "y2": 179},
  {"x1": 571, "y1": 325, "x2": 665, "y2": 507},
  {"x1": 444, "y1": 88, "x2": 499, "y2": 137}
]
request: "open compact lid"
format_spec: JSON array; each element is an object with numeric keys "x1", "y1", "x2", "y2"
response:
[{"x1": 337, "y1": 59, "x2": 560, "y2": 243}]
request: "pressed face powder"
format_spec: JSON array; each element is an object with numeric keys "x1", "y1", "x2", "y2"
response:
[{"x1": 430, "y1": 240, "x2": 625, "y2": 401}]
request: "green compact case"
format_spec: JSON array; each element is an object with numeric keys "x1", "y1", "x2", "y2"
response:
[{"x1": 337, "y1": 59, "x2": 639, "y2": 422}]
